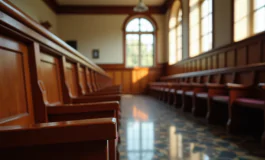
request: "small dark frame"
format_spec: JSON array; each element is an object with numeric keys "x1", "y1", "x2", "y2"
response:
[
  {"x1": 92, "y1": 49, "x2": 100, "y2": 59},
  {"x1": 65, "y1": 40, "x2": 77, "y2": 50}
]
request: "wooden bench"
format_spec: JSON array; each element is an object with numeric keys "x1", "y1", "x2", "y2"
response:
[
  {"x1": 149, "y1": 64, "x2": 265, "y2": 146},
  {"x1": 0, "y1": 36, "x2": 117, "y2": 160},
  {"x1": 0, "y1": 1, "x2": 121, "y2": 159}
]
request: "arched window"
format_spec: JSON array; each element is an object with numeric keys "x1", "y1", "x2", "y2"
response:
[
  {"x1": 125, "y1": 16, "x2": 156, "y2": 68},
  {"x1": 234, "y1": 0, "x2": 265, "y2": 42},
  {"x1": 189, "y1": 0, "x2": 213, "y2": 57},
  {"x1": 169, "y1": 0, "x2": 182, "y2": 65}
]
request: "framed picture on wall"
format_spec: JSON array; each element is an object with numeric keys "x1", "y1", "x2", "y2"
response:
[
  {"x1": 65, "y1": 40, "x2": 77, "y2": 50},
  {"x1": 92, "y1": 49, "x2": 100, "y2": 59}
]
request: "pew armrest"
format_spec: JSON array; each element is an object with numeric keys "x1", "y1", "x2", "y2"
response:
[
  {"x1": 0, "y1": 118, "x2": 117, "y2": 148},
  {"x1": 73, "y1": 95, "x2": 121, "y2": 103},
  {"x1": 226, "y1": 83, "x2": 253, "y2": 90},
  {"x1": 206, "y1": 83, "x2": 226, "y2": 89},
  {"x1": 191, "y1": 83, "x2": 205, "y2": 88},
  {"x1": 47, "y1": 101, "x2": 120, "y2": 114}
]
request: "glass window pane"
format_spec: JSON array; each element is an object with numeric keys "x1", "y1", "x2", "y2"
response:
[
  {"x1": 126, "y1": 34, "x2": 139, "y2": 45},
  {"x1": 190, "y1": 0, "x2": 199, "y2": 6},
  {"x1": 126, "y1": 18, "x2": 140, "y2": 32},
  {"x1": 202, "y1": 17, "x2": 209, "y2": 35},
  {"x1": 234, "y1": 18, "x2": 248, "y2": 41},
  {"x1": 235, "y1": 0, "x2": 248, "y2": 21},
  {"x1": 177, "y1": 35, "x2": 182, "y2": 50},
  {"x1": 190, "y1": 24, "x2": 200, "y2": 41},
  {"x1": 254, "y1": 7, "x2": 265, "y2": 34},
  {"x1": 141, "y1": 34, "x2": 154, "y2": 67},
  {"x1": 177, "y1": 48, "x2": 182, "y2": 62},
  {"x1": 202, "y1": 34, "x2": 212, "y2": 52},
  {"x1": 169, "y1": 17, "x2": 177, "y2": 29},
  {"x1": 169, "y1": 29, "x2": 177, "y2": 65},
  {"x1": 190, "y1": 40, "x2": 200, "y2": 57},
  {"x1": 126, "y1": 34, "x2": 139, "y2": 67},
  {"x1": 190, "y1": 8, "x2": 199, "y2": 27},
  {"x1": 202, "y1": 0, "x2": 209, "y2": 17},
  {"x1": 178, "y1": 10, "x2": 182, "y2": 23},
  {"x1": 177, "y1": 24, "x2": 182, "y2": 36},
  {"x1": 140, "y1": 18, "x2": 154, "y2": 32},
  {"x1": 126, "y1": 47, "x2": 139, "y2": 67},
  {"x1": 255, "y1": 0, "x2": 265, "y2": 9},
  {"x1": 141, "y1": 34, "x2": 154, "y2": 45},
  {"x1": 208, "y1": 0, "x2": 213, "y2": 13},
  {"x1": 141, "y1": 49, "x2": 154, "y2": 67}
]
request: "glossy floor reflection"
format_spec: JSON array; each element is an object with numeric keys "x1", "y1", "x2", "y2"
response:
[{"x1": 119, "y1": 95, "x2": 265, "y2": 160}]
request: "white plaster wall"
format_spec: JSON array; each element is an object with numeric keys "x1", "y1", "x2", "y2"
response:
[{"x1": 58, "y1": 14, "x2": 166, "y2": 64}]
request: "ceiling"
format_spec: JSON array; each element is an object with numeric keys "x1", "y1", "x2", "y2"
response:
[{"x1": 56, "y1": 0, "x2": 166, "y2": 6}]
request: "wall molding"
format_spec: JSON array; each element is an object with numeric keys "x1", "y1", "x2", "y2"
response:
[{"x1": 43, "y1": 0, "x2": 176, "y2": 15}]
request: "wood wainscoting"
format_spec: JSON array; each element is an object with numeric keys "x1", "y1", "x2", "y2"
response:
[
  {"x1": 98, "y1": 64, "x2": 166, "y2": 94},
  {"x1": 167, "y1": 32, "x2": 265, "y2": 75}
]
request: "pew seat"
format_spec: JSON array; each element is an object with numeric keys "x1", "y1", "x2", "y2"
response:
[
  {"x1": 185, "y1": 91, "x2": 194, "y2": 96},
  {"x1": 235, "y1": 98, "x2": 265, "y2": 108},
  {"x1": 196, "y1": 93, "x2": 208, "y2": 99},
  {"x1": 212, "y1": 95, "x2": 229, "y2": 103}
]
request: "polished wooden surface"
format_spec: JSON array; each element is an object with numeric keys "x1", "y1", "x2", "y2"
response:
[
  {"x1": 102, "y1": 66, "x2": 165, "y2": 94},
  {"x1": 65, "y1": 61, "x2": 79, "y2": 97},
  {"x1": 0, "y1": 3, "x2": 120, "y2": 159},
  {"x1": 39, "y1": 52, "x2": 63, "y2": 104},
  {"x1": 78, "y1": 64, "x2": 87, "y2": 95},
  {"x1": 167, "y1": 32, "x2": 265, "y2": 75},
  {"x1": 0, "y1": 35, "x2": 34, "y2": 126}
]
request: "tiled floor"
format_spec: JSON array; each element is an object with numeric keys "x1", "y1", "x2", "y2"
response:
[{"x1": 118, "y1": 95, "x2": 265, "y2": 160}]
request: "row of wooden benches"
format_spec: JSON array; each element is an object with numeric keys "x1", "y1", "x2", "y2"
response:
[
  {"x1": 149, "y1": 63, "x2": 265, "y2": 146},
  {"x1": 0, "y1": 1, "x2": 121, "y2": 160}
]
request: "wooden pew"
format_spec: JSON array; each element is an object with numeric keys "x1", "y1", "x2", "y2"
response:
[
  {"x1": 84, "y1": 68, "x2": 121, "y2": 94},
  {"x1": 153, "y1": 63, "x2": 265, "y2": 146},
  {"x1": 226, "y1": 66, "x2": 265, "y2": 146},
  {"x1": 61, "y1": 57, "x2": 121, "y2": 104},
  {"x1": 0, "y1": 35, "x2": 117, "y2": 160},
  {"x1": 206, "y1": 72, "x2": 233, "y2": 124}
]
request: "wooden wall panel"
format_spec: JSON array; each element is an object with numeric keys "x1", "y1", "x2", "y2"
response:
[
  {"x1": 166, "y1": 32, "x2": 265, "y2": 75},
  {"x1": 248, "y1": 42, "x2": 260, "y2": 64},
  {"x1": 207, "y1": 57, "x2": 211, "y2": 70},
  {"x1": 201, "y1": 58, "x2": 206, "y2": 70},
  {"x1": 122, "y1": 71, "x2": 131, "y2": 93},
  {"x1": 237, "y1": 47, "x2": 247, "y2": 66},
  {"x1": 65, "y1": 62, "x2": 78, "y2": 97},
  {"x1": 0, "y1": 36, "x2": 34, "y2": 126},
  {"x1": 132, "y1": 70, "x2": 140, "y2": 93},
  {"x1": 114, "y1": 71, "x2": 122, "y2": 86},
  {"x1": 226, "y1": 50, "x2": 235, "y2": 67},
  {"x1": 212, "y1": 55, "x2": 217, "y2": 69},
  {"x1": 39, "y1": 53, "x2": 62, "y2": 104},
  {"x1": 100, "y1": 66, "x2": 163, "y2": 94},
  {"x1": 218, "y1": 53, "x2": 225, "y2": 68},
  {"x1": 0, "y1": 49, "x2": 27, "y2": 120},
  {"x1": 78, "y1": 66, "x2": 87, "y2": 94}
]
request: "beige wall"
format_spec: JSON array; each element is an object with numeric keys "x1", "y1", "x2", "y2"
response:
[
  {"x1": 58, "y1": 14, "x2": 166, "y2": 64},
  {"x1": 9, "y1": 0, "x2": 58, "y2": 35},
  {"x1": 214, "y1": 0, "x2": 232, "y2": 48}
]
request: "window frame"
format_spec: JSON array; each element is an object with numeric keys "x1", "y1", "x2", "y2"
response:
[
  {"x1": 168, "y1": 0, "x2": 183, "y2": 65},
  {"x1": 123, "y1": 15, "x2": 158, "y2": 68},
  {"x1": 233, "y1": 0, "x2": 265, "y2": 42},
  {"x1": 189, "y1": 0, "x2": 213, "y2": 58}
]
